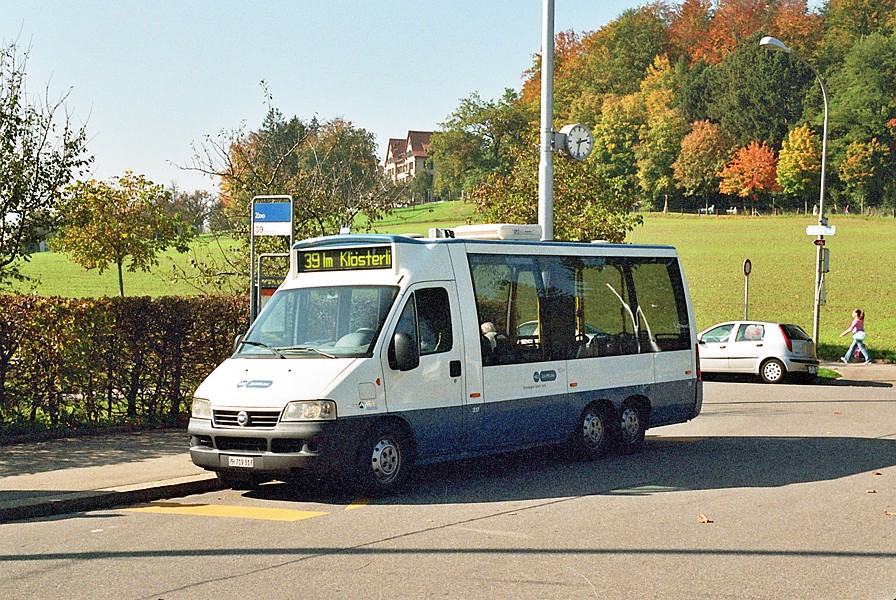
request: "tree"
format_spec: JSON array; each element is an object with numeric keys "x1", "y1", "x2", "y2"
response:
[
  {"x1": 634, "y1": 55, "x2": 690, "y2": 209},
  {"x1": 776, "y1": 124, "x2": 821, "y2": 210},
  {"x1": 673, "y1": 120, "x2": 734, "y2": 208},
  {"x1": 826, "y1": 33, "x2": 896, "y2": 208},
  {"x1": 185, "y1": 98, "x2": 396, "y2": 293},
  {"x1": 707, "y1": 32, "x2": 814, "y2": 148},
  {"x1": 166, "y1": 185, "x2": 216, "y2": 233},
  {"x1": 194, "y1": 107, "x2": 393, "y2": 242},
  {"x1": 838, "y1": 138, "x2": 885, "y2": 213},
  {"x1": 818, "y1": 0, "x2": 896, "y2": 64},
  {"x1": 591, "y1": 93, "x2": 647, "y2": 198},
  {"x1": 0, "y1": 41, "x2": 91, "y2": 286},
  {"x1": 470, "y1": 130, "x2": 642, "y2": 243},
  {"x1": 52, "y1": 172, "x2": 194, "y2": 297},
  {"x1": 429, "y1": 89, "x2": 528, "y2": 200},
  {"x1": 719, "y1": 141, "x2": 782, "y2": 212}
]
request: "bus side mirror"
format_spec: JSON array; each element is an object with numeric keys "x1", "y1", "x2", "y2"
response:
[
  {"x1": 233, "y1": 333, "x2": 245, "y2": 354},
  {"x1": 390, "y1": 332, "x2": 419, "y2": 371}
]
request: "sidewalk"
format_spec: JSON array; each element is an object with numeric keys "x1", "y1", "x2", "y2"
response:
[
  {"x1": 0, "y1": 429, "x2": 218, "y2": 523},
  {"x1": 1, "y1": 362, "x2": 893, "y2": 523}
]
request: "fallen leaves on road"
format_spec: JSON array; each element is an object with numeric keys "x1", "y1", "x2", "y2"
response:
[
  {"x1": 871, "y1": 471, "x2": 882, "y2": 476},
  {"x1": 885, "y1": 511, "x2": 896, "y2": 517},
  {"x1": 697, "y1": 514, "x2": 714, "y2": 524},
  {"x1": 866, "y1": 489, "x2": 877, "y2": 494}
]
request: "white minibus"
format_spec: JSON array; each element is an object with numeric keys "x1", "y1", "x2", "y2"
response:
[{"x1": 189, "y1": 224, "x2": 702, "y2": 494}]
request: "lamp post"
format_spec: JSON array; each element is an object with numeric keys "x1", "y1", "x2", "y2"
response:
[{"x1": 760, "y1": 36, "x2": 829, "y2": 345}]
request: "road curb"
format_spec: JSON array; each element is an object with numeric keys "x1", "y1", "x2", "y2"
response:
[{"x1": 0, "y1": 473, "x2": 220, "y2": 524}]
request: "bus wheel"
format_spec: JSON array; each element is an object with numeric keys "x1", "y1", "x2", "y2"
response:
[
  {"x1": 217, "y1": 471, "x2": 265, "y2": 490},
  {"x1": 358, "y1": 423, "x2": 411, "y2": 496},
  {"x1": 617, "y1": 401, "x2": 646, "y2": 454},
  {"x1": 574, "y1": 403, "x2": 613, "y2": 460}
]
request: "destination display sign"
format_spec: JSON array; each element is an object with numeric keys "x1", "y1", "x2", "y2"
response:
[{"x1": 298, "y1": 246, "x2": 392, "y2": 272}]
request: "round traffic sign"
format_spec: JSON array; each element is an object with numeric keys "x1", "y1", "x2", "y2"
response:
[
  {"x1": 743, "y1": 258, "x2": 752, "y2": 277},
  {"x1": 814, "y1": 239, "x2": 826, "y2": 246}
]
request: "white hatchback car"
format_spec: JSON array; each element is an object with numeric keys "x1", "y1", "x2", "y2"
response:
[{"x1": 698, "y1": 321, "x2": 819, "y2": 383}]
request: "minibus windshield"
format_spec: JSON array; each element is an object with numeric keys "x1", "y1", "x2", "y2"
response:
[{"x1": 238, "y1": 285, "x2": 399, "y2": 359}]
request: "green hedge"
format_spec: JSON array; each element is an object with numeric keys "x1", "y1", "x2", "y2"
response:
[{"x1": 0, "y1": 295, "x2": 248, "y2": 437}]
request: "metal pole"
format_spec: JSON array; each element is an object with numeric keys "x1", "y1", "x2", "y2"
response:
[
  {"x1": 800, "y1": 59, "x2": 829, "y2": 346},
  {"x1": 759, "y1": 37, "x2": 829, "y2": 345},
  {"x1": 537, "y1": 0, "x2": 554, "y2": 241}
]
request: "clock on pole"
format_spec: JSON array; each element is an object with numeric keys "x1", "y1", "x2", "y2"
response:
[{"x1": 559, "y1": 123, "x2": 593, "y2": 161}]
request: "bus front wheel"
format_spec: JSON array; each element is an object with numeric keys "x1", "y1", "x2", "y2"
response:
[{"x1": 357, "y1": 422, "x2": 411, "y2": 496}]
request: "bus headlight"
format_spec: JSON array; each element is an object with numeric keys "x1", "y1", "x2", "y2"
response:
[
  {"x1": 282, "y1": 400, "x2": 336, "y2": 421},
  {"x1": 191, "y1": 398, "x2": 212, "y2": 420}
]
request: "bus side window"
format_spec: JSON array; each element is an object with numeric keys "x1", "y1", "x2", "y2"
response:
[
  {"x1": 391, "y1": 287, "x2": 453, "y2": 365},
  {"x1": 629, "y1": 259, "x2": 691, "y2": 351},
  {"x1": 576, "y1": 259, "x2": 636, "y2": 357},
  {"x1": 415, "y1": 287, "x2": 452, "y2": 355}
]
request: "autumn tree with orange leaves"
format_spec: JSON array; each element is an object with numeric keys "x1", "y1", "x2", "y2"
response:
[{"x1": 719, "y1": 141, "x2": 782, "y2": 213}]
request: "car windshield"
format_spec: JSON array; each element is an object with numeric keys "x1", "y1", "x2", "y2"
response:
[{"x1": 237, "y1": 285, "x2": 399, "y2": 358}]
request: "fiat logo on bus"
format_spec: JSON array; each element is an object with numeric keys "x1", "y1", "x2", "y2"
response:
[{"x1": 236, "y1": 411, "x2": 250, "y2": 426}]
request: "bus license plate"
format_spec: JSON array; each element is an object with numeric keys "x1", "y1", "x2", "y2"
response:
[
  {"x1": 808, "y1": 366, "x2": 818, "y2": 375},
  {"x1": 228, "y1": 456, "x2": 254, "y2": 468}
]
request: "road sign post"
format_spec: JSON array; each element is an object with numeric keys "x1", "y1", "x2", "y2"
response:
[{"x1": 743, "y1": 258, "x2": 752, "y2": 320}]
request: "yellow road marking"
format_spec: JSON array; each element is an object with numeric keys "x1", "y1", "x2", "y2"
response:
[
  {"x1": 345, "y1": 498, "x2": 368, "y2": 510},
  {"x1": 126, "y1": 502, "x2": 329, "y2": 522}
]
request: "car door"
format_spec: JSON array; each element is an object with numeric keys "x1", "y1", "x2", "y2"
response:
[
  {"x1": 728, "y1": 323, "x2": 765, "y2": 372},
  {"x1": 699, "y1": 323, "x2": 735, "y2": 371}
]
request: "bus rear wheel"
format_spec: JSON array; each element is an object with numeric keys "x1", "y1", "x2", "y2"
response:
[
  {"x1": 617, "y1": 401, "x2": 647, "y2": 454},
  {"x1": 357, "y1": 423, "x2": 411, "y2": 496},
  {"x1": 573, "y1": 403, "x2": 613, "y2": 461}
]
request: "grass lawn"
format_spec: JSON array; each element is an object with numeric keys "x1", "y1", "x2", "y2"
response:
[
  {"x1": 628, "y1": 212, "x2": 895, "y2": 362},
  {"x1": 9, "y1": 204, "x2": 893, "y2": 361}
]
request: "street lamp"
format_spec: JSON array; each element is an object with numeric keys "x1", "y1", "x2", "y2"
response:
[{"x1": 760, "y1": 35, "x2": 829, "y2": 346}]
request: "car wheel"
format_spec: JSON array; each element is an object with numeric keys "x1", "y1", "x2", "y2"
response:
[
  {"x1": 357, "y1": 422, "x2": 412, "y2": 496},
  {"x1": 617, "y1": 401, "x2": 647, "y2": 454},
  {"x1": 760, "y1": 358, "x2": 786, "y2": 384},
  {"x1": 571, "y1": 403, "x2": 613, "y2": 461}
]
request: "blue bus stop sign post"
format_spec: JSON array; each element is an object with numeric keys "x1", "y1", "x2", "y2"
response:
[{"x1": 250, "y1": 196, "x2": 294, "y2": 321}]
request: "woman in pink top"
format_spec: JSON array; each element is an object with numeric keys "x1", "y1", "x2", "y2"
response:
[{"x1": 839, "y1": 309, "x2": 871, "y2": 364}]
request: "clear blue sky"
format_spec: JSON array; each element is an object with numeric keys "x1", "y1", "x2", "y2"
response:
[{"x1": 3, "y1": 1, "x2": 646, "y2": 193}]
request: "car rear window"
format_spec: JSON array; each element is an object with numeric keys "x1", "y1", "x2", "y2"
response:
[{"x1": 780, "y1": 324, "x2": 811, "y2": 341}]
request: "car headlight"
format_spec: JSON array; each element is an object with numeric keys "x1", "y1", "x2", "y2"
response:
[
  {"x1": 191, "y1": 398, "x2": 212, "y2": 420},
  {"x1": 282, "y1": 400, "x2": 336, "y2": 421}
]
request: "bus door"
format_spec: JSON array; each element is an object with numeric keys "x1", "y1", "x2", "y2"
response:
[
  {"x1": 381, "y1": 283, "x2": 465, "y2": 459},
  {"x1": 468, "y1": 255, "x2": 571, "y2": 451}
]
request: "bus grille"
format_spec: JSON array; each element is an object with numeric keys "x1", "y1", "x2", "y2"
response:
[
  {"x1": 213, "y1": 409, "x2": 280, "y2": 428},
  {"x1": 215, "y1": 436, "x2": 267, "y2": 452}
]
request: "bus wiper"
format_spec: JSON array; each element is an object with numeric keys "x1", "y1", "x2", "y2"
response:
[
  {"x1": 279, "y1": 346, "x2": 338, "y2": 359},
  {"x1": 239, "y1": 340, "x2": 286, "y2": 359}
]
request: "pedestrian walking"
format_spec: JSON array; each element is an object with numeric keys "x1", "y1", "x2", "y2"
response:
[{"x1": 839, "y1": 309, "x2": 871, "y2": 364}]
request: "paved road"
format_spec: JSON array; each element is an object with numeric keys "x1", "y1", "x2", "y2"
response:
[{"x1": 0, "y1": 363, "x2": 894, "y2": 598}]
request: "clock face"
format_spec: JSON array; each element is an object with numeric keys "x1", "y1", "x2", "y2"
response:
[{"x1": 565, "y1": 124, "x2": 593, "y2": 160}]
